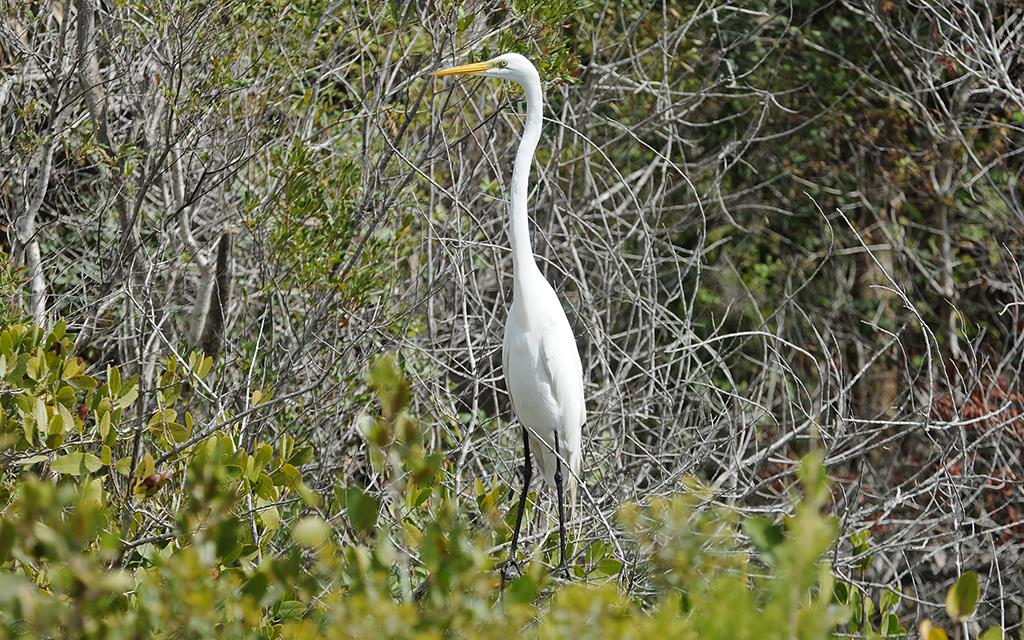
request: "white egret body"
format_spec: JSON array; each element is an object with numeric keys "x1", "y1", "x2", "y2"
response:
[{"x1": 432, "y1": 54, "x2": 585, "y2": 575}]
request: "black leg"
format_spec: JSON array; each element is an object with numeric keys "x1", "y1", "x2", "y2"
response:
[
  {"x1": 553, "y1": 431, "x2": 567, "y2": 576},
  {"x1": 502, "y1": 426, "x2": 531, "y2": 585}
]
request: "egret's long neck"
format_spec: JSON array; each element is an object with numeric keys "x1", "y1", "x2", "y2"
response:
[{"x1": 509, "y1": 75, "x2": 543, "y2": 279}]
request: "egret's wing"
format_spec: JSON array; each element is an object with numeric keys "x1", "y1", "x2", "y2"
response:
[
  {"x1": 538, "y1": 318, "x2": 586, "y2": 433},
  {"x1": 539, "y1": 316, "x2": 585, "y2": 522}
]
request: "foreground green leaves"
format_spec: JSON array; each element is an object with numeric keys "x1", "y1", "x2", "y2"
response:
[
  {"x1": 915, "y1": 571, "x2": 1003, "y2": 640},
  {"x1": 0, "y1": 322, "x2": 1008, "y2": 638},
  {"x1": 946, "y1": 572, "x2": 980, "y2": 622}
]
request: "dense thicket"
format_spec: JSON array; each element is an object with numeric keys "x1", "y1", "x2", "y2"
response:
[{"x1": 1, "y1": 0, "x2": 1022, "y2": 637}]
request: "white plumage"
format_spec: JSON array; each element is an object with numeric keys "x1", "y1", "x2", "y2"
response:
[
  {"x1": 502, "y1": 264, "x2": 585, "y2": 503},
  {"x1": 432, "y1": 53, "x2": 585, "y2": 574}
]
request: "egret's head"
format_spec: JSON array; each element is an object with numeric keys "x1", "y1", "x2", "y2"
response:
[{"x1": 431, "y1": 53, "x2": 538, "y2": 85}]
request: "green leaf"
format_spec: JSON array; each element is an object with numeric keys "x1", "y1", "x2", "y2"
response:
[
  {"x1": 32, "y1": 397, "x2": 47, "y2": 442},
  {"x1": 15, "y1": 454, "x2": 48, "y2": 466},
  {"x1": 921, "y1": 624, "x2": 948, "y2": 640},
  {"x1": 61, "y1": 356, "x2": 82, "y2": 381},
  {"x1": 597, "y1": 557, "x2": 623, "y2": 576},
  {"x1": 276, "y1": 600, "x2": 305, "y2": 620},
  {"x1": 242, "y1": 572, "x2": 268, "y2": 600},
  {"x1": 272, "y1": 462, "x2": 301, "y2": 487},
  {"x1": 47, "y1": 413, "x2": 62, "y2": 436},
  {"x1": 51, "y1": 319, "x2": 66, "y2": 341},
  {"x1": 70, "y1": 375, "x2": 98, "y2": 390},
  {"x1": 196, "y1": 355, "x2": 213, "y2": 378},
  {"x1": 254, "y1": 443, "x2": 273, "y2": 468},
  {"x1": 258, "y1": 499, "x2": 280, "y2": 531},
  {"x1": 114, "y1": 456, "x2": 132, "y2": 476},
  {"x1": 504, "y1": 574, "x2": 537, "y2": 605},
  {"x1": 880, "y1": 612, "x2": 900, "y2": 636},
  {"x1": 214, "y1": 519, "x2": 241, "y2": 561},
  {"x1": 945, "y1": 571, "x2": 980, "y2": 621},
  {"x1": 132, "y1": 452, "x2": 155, "y2": 489},
  {"x1": 849, "y1": 529, "x2": 870, "y2": 553},
  {"x1": 401, "y1": 521, "x2": 421, "y2": 548},
  {"x1": 287, "y1": 446, "x2": 313, "y2": 467},
  {"x1": 880, "y1": 587, "x2": 900, "y2": 612},
  {"x1": 0, "y1": 521, "x2": 15, "y2": 562},
  {"x1": 345, "y1": 487, "x2": 380, "y2": 534},
  {"x1": 367, "y1": 353, "x2": 411, "y2": 418},
  {"x1": 292, "y1": 516, "x2": 330, "y2": 547},
  {"x1": 58, "y1": 403, "x2": 76, "y2": 434},
  {"x1": 300, "y1": 484, "x2": 321, "y2": 508},
  {"x1": 22, "y1": 415, "x2": 34, "y2": 446},
  {"x1": 254, "y1": 473, "x2": 276, "y2": 500},
  {"x1": 107, "y1": 365, "x2": 121, "y2": 395},
  {"x1": 147, "y1": 408, "x2": 174, "y2": 429},
  {"x1": 80, "y1": 477, "x2": 104, "y2": 508},
  {"x1": 98, "y1": 411, "x2": 111, "y2": 439},
  {"x1": 51, "y1": 452, "x2": 103, "y2": 476},
  {"x1": 979, "y1": 628, "x2": 1003, "y2": 640},
  {"x1": 743, "y1": 516, "x2": 785, "y2": 560},
  {"x1": 117, "y1": 384, "x2": 139, "y2": 409},
  {"x1": 832, "y1": 581, "x2": 849, "y2": 605},
  {"x1": 478, "y1": 483, "x2": 505, "y2": 515}
]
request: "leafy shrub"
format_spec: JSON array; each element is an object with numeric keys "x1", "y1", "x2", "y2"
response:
[{"x1": 0, "y1": 321, "x2": 1006, "y2": 638}]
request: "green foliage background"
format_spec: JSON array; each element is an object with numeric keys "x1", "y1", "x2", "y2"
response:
[{"x1": 0, "y1": 322, "x2": 854, "y2": 637}]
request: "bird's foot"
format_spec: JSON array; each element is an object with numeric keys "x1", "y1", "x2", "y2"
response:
[{"x1": 499, "y1": 558, "x2": 524, "y2": 584}]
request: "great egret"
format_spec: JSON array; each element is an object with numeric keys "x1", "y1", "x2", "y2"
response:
[{"x1": 432, "y1": 54, "x2": 585, "y2": 578}]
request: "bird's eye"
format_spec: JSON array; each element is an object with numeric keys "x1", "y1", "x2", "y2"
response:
[{"x1": 496, "y1": 60, "x2": 508, "y2": 68}]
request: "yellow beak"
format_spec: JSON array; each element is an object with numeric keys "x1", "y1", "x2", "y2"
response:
[{"x1": 431, "y1": 61, "x2": 491, "y2": 77}]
